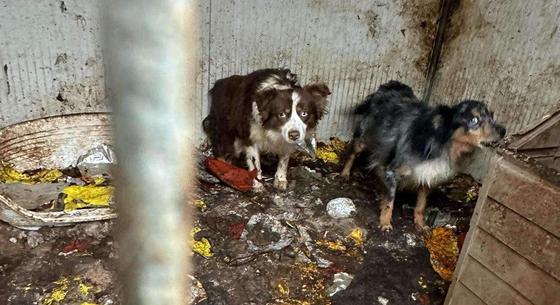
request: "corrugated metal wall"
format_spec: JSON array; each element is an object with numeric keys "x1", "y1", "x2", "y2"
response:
[
  {"x1": 2, "y1": 0, "x2": 559, "y2": 144},
  {"x1": 196, "y1": 0, "x2": 441, "y2": 140},
  {"x1": 430, "y1": 0, "x2": 560, "y2": 134},
  {"x1": 0, "y1": 0, "x2": 107, "y2": 127}
]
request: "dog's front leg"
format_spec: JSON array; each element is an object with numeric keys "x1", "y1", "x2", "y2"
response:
[
  {"x1": 273, "y1": 153, "x2": 290, "y2": 190},
  {"x1": 414, "y1": 185, "x2": 431, "y2": 233},
  {"x1": 379, "y1": 169, "x2": 399, "y2": 231},
  {"x1": 245, "y1": 145, "x2": 264, "y2": 190}
]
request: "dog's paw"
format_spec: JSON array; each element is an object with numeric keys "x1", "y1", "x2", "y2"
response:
[
  {"x1": 273, "y1": 178, "x2": 288, "y2": 190},
  {"x1": 415, "y1": 223, "x2": 432, "y2": 238},
  {"x1": 253, "y1": 180, "x2": 265, "y2": 192},
  {"x1": 378, "y1": 223, "x2": 393, "y2": 232},
  {"x1": 340, "y1": 169, "x2": 351, "y2": 179}
]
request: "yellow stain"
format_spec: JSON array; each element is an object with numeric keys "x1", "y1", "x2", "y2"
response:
[
  {"x1": 315, "y1": 137, "x2": 347, "y2": 164},
  {"x1": 193, "y1": 199, "x2": 207, "y2": 211},
  {"x1": 315, "y1": 239, "x2": 346, "y2": 251},
  {"x1": 191, "y1": 226, "x2": 213, "y2": 258},
  {"x1": 346, "y1": 228, "x2": 364, "y2": 247},
  {"x1": 43, "y1": 277, "x2": 69, "y2": 305},
  {"x1": 63, "y1": 185, "x2": 114, "y2": 211},
  {"x1": 78, "y1": 282, "x2": 92, "y2": 297},
  {"x1": 315, "y1": 149, "x2": 339, "y2": 164},
  {"x1": 0, "y1": 166, "x2": 63, "y2": 184}
]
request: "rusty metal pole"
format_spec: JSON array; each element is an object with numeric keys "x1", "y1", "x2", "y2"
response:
[{"x1": 104, "y1": 0, "x2": 197, "y2": 304}]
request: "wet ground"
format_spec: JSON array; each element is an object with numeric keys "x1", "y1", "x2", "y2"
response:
[{"x1": 0, "y1": 148, "x2": 479, "y2": 305}]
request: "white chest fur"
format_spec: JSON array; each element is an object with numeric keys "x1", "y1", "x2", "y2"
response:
[{"x1": 401, "y1": 156, "x2": 456, "y2": 189}]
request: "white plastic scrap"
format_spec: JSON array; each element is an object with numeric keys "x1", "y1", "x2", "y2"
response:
[
  {"x1": 326, "y1": 272, "x2": 354, "y2": 296},
  {"x1": 326, "y1": 197, "x2": 356, "y2": 219},
  {"x1": 76, "y1": 143, "x2": 117, "y2": 177},
  {"x1": 377, "y1": 296, "x2": 389, "y2": 305}
]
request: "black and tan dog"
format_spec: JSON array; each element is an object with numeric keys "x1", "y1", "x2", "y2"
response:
[{"x1": 341, "y1": 81, "x2": 506, "y2": 232}]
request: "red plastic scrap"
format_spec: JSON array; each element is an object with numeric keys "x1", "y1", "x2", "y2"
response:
[
  {"x1": 228, "y1": 222, "x2": 246, "y2": 240},
  {"x1": 204, "y1": 157, "x2": 257, "y2": 192},
  {"x1": 63, "y1": 239, "x2": 90, "y2": 253}
]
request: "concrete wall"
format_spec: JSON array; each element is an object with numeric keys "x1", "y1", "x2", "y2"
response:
[{"x1": 0, "y1": 0, "x2": 107, "y2": 127}]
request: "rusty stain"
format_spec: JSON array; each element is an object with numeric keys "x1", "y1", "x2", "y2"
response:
[
  {"x1": 365, "y1": 9, "x2": 378, "y2": 38},
  {"x1": 398, "y1": 0, "x2": 441, "y2": 74}
]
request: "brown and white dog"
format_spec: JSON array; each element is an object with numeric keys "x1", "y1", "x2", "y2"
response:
[{"x1": 203, "y1": 69, "x2": 330, "y2": 190}]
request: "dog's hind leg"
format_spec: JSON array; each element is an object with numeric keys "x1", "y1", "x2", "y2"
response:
[
  {"x1": 273, "y1": 153, "x2": 290, "y2": 190},
  {"x1": 341, "y1": 138, "x2": 365, "y2": 178},
  {"x1": 414, "y1": 186, "x2": 431, "y2": 233},
  {"x1": 379, "y1": 169, "x2": 398, "y2": 231}
]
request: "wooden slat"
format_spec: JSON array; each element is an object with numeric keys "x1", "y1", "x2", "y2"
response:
[
  {"x1": 445, "y1": 156, "x2": 500, "y2": 305},
  {"x1": 488, "y1": 159, "x2": 560, "y2": 238},
  {"x1": 461, "y1": 256, "x2": 532, "y2": 305},
  {"x1": 448, "y1": 282, "x2": 487, "y2": 305},
  {"x1": 470, "y1": 228, "x2": 560, "y2": 305},
  {"x1": 479, "y1": 198, "x2": 560, "y2": 281}
]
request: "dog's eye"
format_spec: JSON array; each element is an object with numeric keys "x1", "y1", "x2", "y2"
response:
[
  {"x1": 278, "y1": 112, "x2": 287, "y2": 118},
  {"x1": 468, "y1": 117, "x2": 480, "y2": 127},
  {"x1": 300, "y1": 111, "x2": 308, "y2": 117}
]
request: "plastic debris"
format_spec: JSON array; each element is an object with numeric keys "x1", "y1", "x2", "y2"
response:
[
  {"x1": 205, "y1": 157, "x2": 257, "y2": 192},
  {"x1": 326, "y1": 197, "x2": 356, "y2": 218},
  {"x1": 187, "y1": 274, "x2": 208, "y2": 304},
  {"x1": 326, "y1": 272, "x2": 354, "y2": 296},
  {"x1": 0, "y1": 165, "x2": 63, "y2": 184},
  {"x1": 423, "y1": 227, "x2": 459, "y2": 281},
  {"x1": 241, "y1": 213, "x2": 294, "y2": 252},
  {"x1": 377, "y1": 296, "x2": 389, "y2": 305},
  {"x1": 63, "y1": 240, "x2": 91, "y2": 253},
  {"x1": 346, "y1": 228, "x2": 364, "y2": 247},
  {"x1": 76, "y1": 144, "x2": 116, "y2": 178},
  {"x1": 62, "y1": 184, "x2": 114, "y2": 212},
  {"x1": 191, "y1": 226, "x2": 213, "y2": 258},
  {"x1": 294, "y1": 138, "x2": 317, "y2": 159}
]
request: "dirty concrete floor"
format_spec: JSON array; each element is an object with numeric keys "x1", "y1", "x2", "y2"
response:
[{"x1": 0, "y1": 153, "x2": 478, "y2": 305}]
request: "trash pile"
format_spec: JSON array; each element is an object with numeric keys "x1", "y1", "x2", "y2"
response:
[
  {"x1": 187, "y1": 138, "x2": 478, "y2": 305},
  {"x1": 0, "y1": 144, "x2": 117, "y2": 228}
]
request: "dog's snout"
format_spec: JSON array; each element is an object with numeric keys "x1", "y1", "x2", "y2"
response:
[
  {"x1": 497, "y1": 126, "x2": 506, "y2": 138},
  {"x1": 288, "y1": 130, "x2": 300, "y2": 141}
]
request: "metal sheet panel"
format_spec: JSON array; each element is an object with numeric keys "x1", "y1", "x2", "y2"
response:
[
  {"x1": 430, "y1": 0, "x2": 560, "y2": 134},
  {"x1": 198, "y1": 0, "x2": 441, "y2": 140},
  {"x1": 0, "y1": 0, "x2": 107, "y2": 127}
]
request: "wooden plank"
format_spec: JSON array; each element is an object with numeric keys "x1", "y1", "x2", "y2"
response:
[
  {"x1": 448, "y1": 282, "x2": 487, "y2": 305},
  {"x1": 488, "y1": 158, "x2": 560, "y2": 238},
  {"x1": 444, "y1": 156, "x2": 500, "y2": 305},
  {"x1": 479, "y1": 198, "x2": 560, "y2": 281},
  {"x1": 470, "y1": 229, "x2": 560, "y2": 305},
  {"x1": 461, "y1": 256, "x2": 532, "y2": 305}
]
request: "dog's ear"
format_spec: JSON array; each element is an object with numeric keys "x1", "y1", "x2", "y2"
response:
[
  {"x1": 254, "y1": 88, "x2": 278, "y2": 123},
  {"x1": 304, "y1": 82, "x2": 331, "y2": 119}
]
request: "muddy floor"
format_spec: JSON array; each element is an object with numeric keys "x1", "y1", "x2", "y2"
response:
[{"x1": 0, "y1": 150, "x2": 479, "y2": 305}]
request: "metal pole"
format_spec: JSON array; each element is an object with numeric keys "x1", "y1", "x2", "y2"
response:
[{"x1": 104, "y1": 1, "x2": 197, "y2": 304}]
